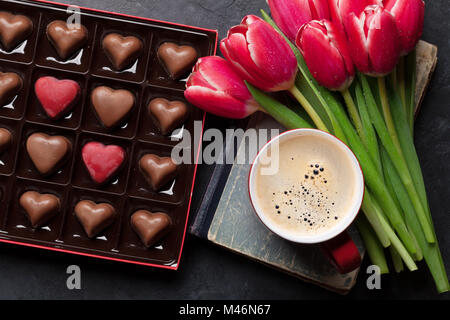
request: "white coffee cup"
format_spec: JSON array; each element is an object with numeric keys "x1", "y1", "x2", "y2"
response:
[{"x1": 248, "y1": 129, "x2": 365, "y2": 273}]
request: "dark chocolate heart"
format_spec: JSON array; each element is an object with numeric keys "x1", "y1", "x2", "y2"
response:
[
  {"x1": 0, "y1": 127, "x2": 12, "y2": 154},
  {"x1": 139, "y1": 154, "x2": 178, "y2": 191},
  {"x1": 130, "y1": 210, "x2": 172, "y2": 248},
  {"x1": 0, "y1": 11, "x2": 33, "y2": 51},
  {"x1": 148, "y1": 98, "x2": 189, "y2": 135},
  {"x1": 102, "y1": 33, "x2": 143, "y2": 71},
  {"x1": 157, "y1": 42, "x2": 198, "y2": 80},
  {"x1": 91, "y1": 86, "x2": 135, "y2": 129},
  {"x1": 74, "y1": 200, "x2": 116, "y2": 238},
  {"x1": 26, "y1": 132, "x2": 72, "y2": 175},
  {"x1": 19, "y1": 191, "x2": 60, "y2": 228},
  {"x1": 0, "y1": 72, "x2": 23, "y2": 106},
  {"x1": 46, "y1": 20, "x2": 88, "y2": 60}
]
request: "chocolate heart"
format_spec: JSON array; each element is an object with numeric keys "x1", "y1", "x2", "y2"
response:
[
  {"x1": 91, "y1": 86, "x2": 134, "y2": 129},
  {"x1": 0, "y1": 72, "x2": 23, "y2": 107},
  {"x1": 0, "y1": 127, "x2": 12, "y2": 154},
  {"x1": 130, "y1": 210, "x2": 172, "y2": 248},
  {"x1": 74, "y1": 200, "x2": 116, "y2": 238},
  {"x1": 0, "y1": 11, "x2": 33, "y2": 51},
  {"x1": 139, "y1": 154, "x2": 178, "y2": 191},
  {"x1": 157, "y1": 42, "x2": 198, "y2": 80},
  {"x1": 26, "y1": 132, "x2": 72, "y2": 175},
  {"x1": 35, "y1": 76, "x2": 80, "y2": 119},
  {"x1": 46, "y1": 20, "x2": 88, "y2": 60},
  {"x1": 148, "y1": 98, "x2": 189, "y2": 135},
  {"x1": 82, "y1": 142, "x2": 125, "y2": 184},
  {"x1": 102, "y1": 33, "x2": 143, "y2": 71},
  {"x1": 19, "y1": 191, "x2": 60, "y2": 228}
]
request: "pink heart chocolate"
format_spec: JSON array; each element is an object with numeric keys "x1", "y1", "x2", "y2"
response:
[
  {"x1": 34, "y1": 76, "x2": 80, "y2": 119},
  {"x1": 82, "y1": 142, "x2": 125, "y2": 184}
]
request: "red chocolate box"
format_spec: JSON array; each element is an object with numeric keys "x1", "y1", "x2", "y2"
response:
[{"x1": 0, "y1": 0, "x2": 218, "y2": 270}]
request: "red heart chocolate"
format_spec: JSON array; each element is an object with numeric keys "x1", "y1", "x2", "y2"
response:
[
  {"x1": 19, "y1": 191, "x2": 60, "y2": 228},
  {"x1": 34, "y1": 76, "x2": 80, "y2": 120},
  {"x1": 0, "y1": 127, "x2": 12, "y2": 154},
  {"x1": 148, "y1": 98, "x2": 189, "y2": 135},
  {"x1": 157, "y1": 42, "x2": 198, "y2": 80},
  {"x1": 26, "y1": 132, "x2": 72, "y2": 175},
  {"x1": 91, "y1": 86, "x2": 134, "y2": 129},
  {"x1": 46, "y1": 20, "x2": 88, "y2": 60},
  {"x1": 139, "y1": 154, "x2": 179, "y2": 191},
  {"x1": 74, "y1": 200, "x2": 116, "y2": 238},
  {"x1": 130, "y1": 210, "x2": 172, "y2": 248},
  {"x1": 82, "y1": 142, "x2": 125, "y2": 184},
  {"x1": 0, "y1": 72, "x2": 23, "y2": 107},
  {"x1": 0, "y1": 11, "x2": 33, "y2": 51},
  {"x1": 102, "y1": 33, "x2": 143, "y2": 71}
]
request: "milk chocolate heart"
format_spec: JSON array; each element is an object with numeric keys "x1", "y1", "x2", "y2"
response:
[
  {"x1": 74, "y1": 200, "x2": 116, "y2": 238},
  {"x1": 91, "y1": 86, "x2": 134, "y2": 129},
  {"x1": 0, "y1": 72, "x2": 23, "y2": 107},
  {"x1": 130, "y1": 210, "x2": 172, "y2": 248},
  {"x1": 139, "y1": 154, "x2": 178, "y2": 191},
  {"x1": 148, "y1": 98, "x2": 189, "y2": 135},
  {"x1": 0, "y1": 11, "x2": 33, "y2": 51},
  {"x1": 157, "y1": 42, "x2": 198, "y2": 80},
  {"x1": 82, "y1": 142, "x2": 125, "y2": 184},
  {"x1": 35, "y1": 76, "x2": 80, "y2": 119},
  {"x1": 0, "y1": 127, "x2": 12, "y2": 154},
  {"x1": 19, "y1": 191, "x2": 60, "y2": 228},
  {"x1": 26, "y1": 133, "x2": 72, "y2": 175},
  {"x1": 102, "y1": 33, "x2": 143, "y2": 71},
  {"x1": 46, "y1": 20, "x2": 88, "y2": 60}
]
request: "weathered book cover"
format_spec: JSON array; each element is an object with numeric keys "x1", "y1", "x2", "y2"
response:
[{"x1": 189, "y1": 41, "x2": 438, "y2": 294}]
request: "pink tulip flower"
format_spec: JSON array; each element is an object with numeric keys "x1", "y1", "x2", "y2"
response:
[
  {"x1": 184, "y1": 56, "x2": 260, "y2": 119},
  {"x1": 296, "y1": 20, "x2": 354, "y2": 91},
  {"x1": 345, "y1": 5, "x2": 401, "y2": 76},
  {"x1": 329, "y1": 0, "x2": 380, "y2": 32},
  {"x1": 220, "y1": 15, "x2": 298, "y2": 92},
  {"x1": 384, "y1": 0, "x2": 425, "y2": 55},
  {"x1": 267, "y1": 0, "x2": 330, "y2": 42}
]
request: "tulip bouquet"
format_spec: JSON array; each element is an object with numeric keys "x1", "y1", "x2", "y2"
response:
[{"x1": 185, "y1": 0, "x2": 449, "y2": 293}]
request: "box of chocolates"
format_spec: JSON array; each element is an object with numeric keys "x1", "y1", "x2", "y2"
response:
[{"x1": 0, "y1": 0, "x2": 217, "y2": 269}]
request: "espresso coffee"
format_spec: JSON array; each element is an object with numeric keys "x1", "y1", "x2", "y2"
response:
[{"x1": 254, "y1": 134, "x2": 359, "y2": 238}]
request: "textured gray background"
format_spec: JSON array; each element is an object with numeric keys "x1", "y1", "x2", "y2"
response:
[{"x1": 0, "y1": 0, "x2": 449, "y2": 299}]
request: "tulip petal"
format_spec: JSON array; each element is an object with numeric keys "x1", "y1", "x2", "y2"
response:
[
  {"x1": 346, "y1": 12, "x2": 371, "y2": 74},
  {"x1": 184, "y1": 86, "x2": 258, "y2": 119},
  {"x1": 330, "y1": 0, "x2": 380, "y2": 31},
  {"x1": 366, "y1": 8, "x2": 400, "y2": 75},
  {"x1": 297, "y1": 20, "x2": 354, "y2": 91},
  {"x1": 245, "y1": 17, "x2": 297, "y2": 91},
  {"x1": 326, "y1": 20, "x2": 355, "y2": 79},
  {"x1": 221, "y1": 15, "x2": 298, "y2": 92},
  {"x1": 220, "y1": 33, "x2": 268, "y2": 89},
  {"x1": 384, "y1": 0, "x2": 424, "y2": 54},
  {"x1": 268, "y1": 0, "x2": 330, "y2": 42}
]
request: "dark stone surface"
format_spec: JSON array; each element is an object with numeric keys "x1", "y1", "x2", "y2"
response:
[{"x1": 0, "y1": 0, "x2": 449, "y2": 299}]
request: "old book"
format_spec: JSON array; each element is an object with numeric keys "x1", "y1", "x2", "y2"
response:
[{"x1": 189, "y1": 40, "x2": 438, "y2": 294}]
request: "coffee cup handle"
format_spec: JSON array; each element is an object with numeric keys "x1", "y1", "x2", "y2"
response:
[{"x1": 320, "y1": 231, "x2": 361, "y2": 274}]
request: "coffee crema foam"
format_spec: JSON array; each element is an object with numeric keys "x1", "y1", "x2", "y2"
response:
[{"x1": 254, "y1": 134, "x2": 358, "y2": 237}]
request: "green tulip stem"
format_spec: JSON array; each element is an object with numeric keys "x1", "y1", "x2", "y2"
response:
[
  {"x1": 246, "y1": 83, "x2": 312, "y2": 130},
  {"x1": 342, "y1": 89, "x2": 366, "y2": 145},
  {"x1": 389, "y1": 246, "x2": 405, "y2": 273},
  {"x1": 355, "y1": 215, "x2": 389, "y2": 274},
  {"x1": 398, "y1": 58, "x2": 407, "y2": 114},
  {"x1": 361, "y1": 74, "x2": 435, "y2": 243},
  {"x1": 288, "y1": 86, "x2": 328, "y2": 131},
  {"x1": 378, "y1": 77, "x2": 403, "y2": 153}
]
